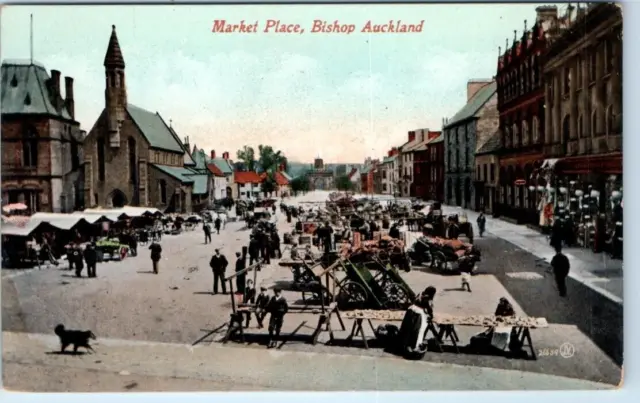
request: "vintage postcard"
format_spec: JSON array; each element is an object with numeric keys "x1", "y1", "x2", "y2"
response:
[{"x1": 1, "y1": 2, "x2": 622, "y2": 392}]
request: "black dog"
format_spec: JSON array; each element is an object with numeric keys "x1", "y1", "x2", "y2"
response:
[{"x1": 54, "y1": 324, "x2": 96, "y2": 353}]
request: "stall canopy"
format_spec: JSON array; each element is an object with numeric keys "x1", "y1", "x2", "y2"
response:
[
  {"x1": 1, "y1": 213, "x2": 89, "y2": 237},
  {"x1": 83, "y1": 206, "x2": 162, "y2": 219}
]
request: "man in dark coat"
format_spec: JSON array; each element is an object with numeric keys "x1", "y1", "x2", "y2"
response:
[
  {"x1": 235, "y1": 251, "x2": 247, "y2": 294},
  {"x1": 83, "y1": 243, "x2": 98, "y2": 278},
  {"x1": 319, "y1": 222, "x2": 334, "y2": 255},
  {"x1": 254, "y1": 286, "x2": 270, "y2": 328},
  {"x1": 550, "y1": 245, "x2": 570, "y2": 297},
  {"x1": 248, "y1": 236, "x2": 260, "y2": 265},
  {"x1": 214, "y1": 217, "x2": 222, "y2": 234},
  {"x1": 203, "y1": 222, "x2": 212, "y2": 244},
  {"x1": 271, "y1": 231, "x2": 282, "y2": 259},
  {"x1": 266, "y1": 287, "x2": 289, "y2": 348},
  {"x1": 149, "y1": 241, "x2": 162, "y2": 274},
  {"x1": 286, "y1": 208, "x2": 292, "y2": 223},
  {"x1": 389, "y1": 223, "x2": 400, "y2": 239},
  {"x1": 71, "y1": 245, "x2": 84, "y2": 277},
  {"x1": 261, "y1": 231, "x2": 271, "y2": 264},
  {"x1": 210, "y1": 249, "x2": 228, "y2": 294}
]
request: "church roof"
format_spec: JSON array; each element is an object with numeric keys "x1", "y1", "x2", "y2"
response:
[
  {"x1": 104, "y1": 25, "x2": 125, "y2": 68},
  {"x1": 444, "y1": 82, "x2": 497, "y2": 130},
  {"x1": 1, "y1": 60, "x2": 74, "y2": 120},
  {"x1": 126, "y1": 104, "x2": 186, "y2": 153},
  {"x1": 150, "y1": 164, "x2": 195, "y2": 184}
]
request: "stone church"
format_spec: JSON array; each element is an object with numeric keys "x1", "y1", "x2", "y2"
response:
[{"x1": 83, "y1": 25, "x2": 198, "y2": 213}]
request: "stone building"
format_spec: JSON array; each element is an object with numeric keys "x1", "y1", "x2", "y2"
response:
[
  {"x1": 83, "y1": 25, "x2": 196, "y2": 213},
  {"x1": 540, "y1": 3, "x2": 622, "y2": 243},
  {"x1": 307, "y1": 158, "x2": 334, "y2": 190},
  {"x1": 494, "y1": 6, "x2": 559, "y2": 223},
  {"x1": 474, "y1": 130, "x2": 501, "y2": 214},
  {"x1": 1, "y1": 60, "x2": 85, "y2": 213},
  {"x1": 444, "y1": 80, "x2": 498, "y2": 210}
]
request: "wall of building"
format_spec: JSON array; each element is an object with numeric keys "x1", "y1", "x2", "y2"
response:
[
  {"x1": 237, "y1": 183, "x2": 261, "y2": 199},
  {"x1": 147, "y1": 166, "x2": 192, "y2": 213},
  {"x1": 83, "y1": 111, "x2": 151, "y2": 207},
  {"x1": 212, "y1": 176, "x2": 227, "y2": 200}
]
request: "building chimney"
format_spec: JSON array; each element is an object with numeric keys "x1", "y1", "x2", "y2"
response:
[
  {"x1": 223, "y1": 151, "x2": 229, "y2": 160},
  {"x1": 210, "y1": 150, "x2": 216, "y2": 159},
  {"x1": 467, "y1": 79, "x2": 493, "y2": 102},
  {"x1": 64, "y1": 76, "x2": 75, "y2": 119},
  {"x1": 408, "y1": 131, "x2": 416, "y2": 142}
]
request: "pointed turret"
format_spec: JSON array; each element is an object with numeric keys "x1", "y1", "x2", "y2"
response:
[{"x1": 104, "y1": 25, "x2": 125, "y2": 68}]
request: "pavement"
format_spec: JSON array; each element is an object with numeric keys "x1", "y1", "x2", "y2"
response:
[
  {"x1": 1, "y1": 331, "x2": 614, "y2": 391},
  {"x1": 0, "y1": 191, "x2": 623, "y2": 390},
  {"x1": 440, "y1": 205, "x2": 623, "y2": 303}
]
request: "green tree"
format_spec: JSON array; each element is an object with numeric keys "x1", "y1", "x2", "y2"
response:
[
  {"x1": 261, "y1": 173, "x2": 278, "y2": 197},
  {"x1": 335, "y1": 174, "x2": 354, "y2": 191},
  {"x1": 236, "y1": 146, "x2": 256, "y2": 171},
  {"x1": 258, "y1": 145, "x2": 286, "y2": 174}
]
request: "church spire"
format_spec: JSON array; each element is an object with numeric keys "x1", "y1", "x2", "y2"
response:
[{"x1": 104, "y1": 25, "x2": 125, "y2": 68}]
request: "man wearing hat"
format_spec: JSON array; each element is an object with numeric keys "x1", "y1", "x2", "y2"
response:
[
  {"x1": 235, "y1": 251, "x2": 247, "y2": 294},
  {"x1": 266, "y1": 287, "x2": 289, "y2": 348},
  {"x1": 209, "y1": 249, "x2": 228, "y2": 294}
]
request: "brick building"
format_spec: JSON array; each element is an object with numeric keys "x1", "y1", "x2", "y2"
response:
[
  {"x1": 1, "y1": 60, "x2": 85, "y2": 213},
  {"x1": 83, "y1": 25, "x2": 196, "y2": 213},
  {"x1": 474, "y1": 130, "x2": 501, "y2": 214},
  {"x1": 397, "y1": 131, "x2": 421, "y2": 197},
  {"x1": 494, "y1": 6, "x2": 559, "y2": 223},
  {"x1": 444, "y1": 80, "x2": 498, "y2": 210},
  {"x1": 412, "y1": 130, "x2": 444, "y2": 201}
]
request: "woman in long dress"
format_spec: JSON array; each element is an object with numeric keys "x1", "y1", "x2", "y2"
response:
[{"x1": 396, "y1": 286, "x2": 436, "y2": 360}]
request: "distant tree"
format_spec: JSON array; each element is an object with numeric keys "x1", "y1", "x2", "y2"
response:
[
  {"x1": 236, "y1": 146, "x2": 256, "y2": 171},
  {"x1": 261, "y1": 173, "x2": 278, "y2": 197},
  {"x1": 290, "y1": 176, "x2": 310, "y2": 196},
  {"x1": 335, "y1": 174, "x2": 354, "y2": 191}
]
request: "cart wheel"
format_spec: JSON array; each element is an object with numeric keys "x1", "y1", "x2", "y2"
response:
[
  {"x1": 431, "y1": 251, "x2": 447, "y2": 272},
  {"x1": 312, "y1": 287, "x2": 333, "y2": 302},
  {"x1": 337, "y1": 281, "x2": 368, "y2": 309}
]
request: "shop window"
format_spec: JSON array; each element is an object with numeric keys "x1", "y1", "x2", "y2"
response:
[
  {"x1": 490, "y1": 164, "x2": 495, "y2": 182},
  {"x1": 483, "y1": 164, "x2": 488, "y2": 182}
]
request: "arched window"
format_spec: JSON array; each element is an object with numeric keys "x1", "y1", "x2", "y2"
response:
[
  {"x1": 512, "y1": 123, "x2": 519, "y2": 148},
  {"x1": 118, "y1": 71, "x2": 125, "y2": 89},
  {"x1": 606, "y1": 105, "x2": 615, "y2": 135},
  {"x1": 128, "y1": 137, "x2": 137, "y2": 184},
  {"x1": 562, "y1": 115, "x2": 570, "y2": 151},
  {"x1": 97, "y1": 138, "x2": 106, "y2": 181},
  {"x1": 159, "y1": 180, "x2": 167, "y2": 204},
  {"x1": 524, "y1": 62, "x2": 530, "y2": 91},
  {"x1": 591, "y1": 110, "x2": 598, "y2": 137},
  {"x1": 522, "y1": 120, "x2": 529, "y2": 146},
  {"x1": 532, "y1": 116, "x2": 540, "y2": 144},
  {"x1": 22, "y1": 125, "x2": 38, "y2": 167},
  {"x1": 109, "y1": 72, "x2": 116, "y2": 88},
  {"x1": 563, "y1": 67, "x2": 571, "y2": 94},
  {"x1": 577, "y1": 114, "x2": 584, "y2": 138}
]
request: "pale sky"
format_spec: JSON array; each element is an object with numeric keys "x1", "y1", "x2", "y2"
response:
[{"x1": 2, "y1": 4, "x2": 565, "y2": 163}]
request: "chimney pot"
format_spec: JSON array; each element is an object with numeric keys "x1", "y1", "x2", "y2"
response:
[
  {"x1": 211, "y1": 150, "x2": 216, "y2": 159},
  {"x1": 64, "y1": 76, "x2": 75, "y2": 119}
]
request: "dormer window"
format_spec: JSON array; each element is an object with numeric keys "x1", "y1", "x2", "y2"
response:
[
  {"x1": 24, "y1": 93, "x2": 31, "y2": 106},
  {"x1": 10, "y1": 75, "x2": 18, "y2": 87}
]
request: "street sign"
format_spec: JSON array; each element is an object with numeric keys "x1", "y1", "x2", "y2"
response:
[{"x1": 514, "y1": 179, "x2": 526, "y2": 186}]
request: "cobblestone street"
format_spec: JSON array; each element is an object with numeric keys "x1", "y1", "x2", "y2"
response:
[{"x1": 2, "y1": 192, "x2": 622, "y2": 389}]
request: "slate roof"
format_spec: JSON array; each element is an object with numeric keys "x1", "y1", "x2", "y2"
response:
[
  {"x1": 476, "y1": 130, "x2": 502, "y2": 155},
  {"x1": 382, "y1": 156, "x2": 397, "y2": 164},
  {"x1": 1, "y1": 60, "x2": 73, "y2": 120},
  {"x1": 235, "y1": 171, "x2": 262, "y2": 184},
  {"x1": 150, "y1": 164, "x2": 195, "y2": 184},
  {"x1": 126, "y1": 104, "x2": 186, "y2": 153},
  {"x1": 444, "y1": 82, "x2": 497, "y2": 129},
  {"x1": 188, "y1": 174, "x2": 209, "y2": 195},
  {"x1": 210, "y1": 158, "x2": 234, "y2": 175}
]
